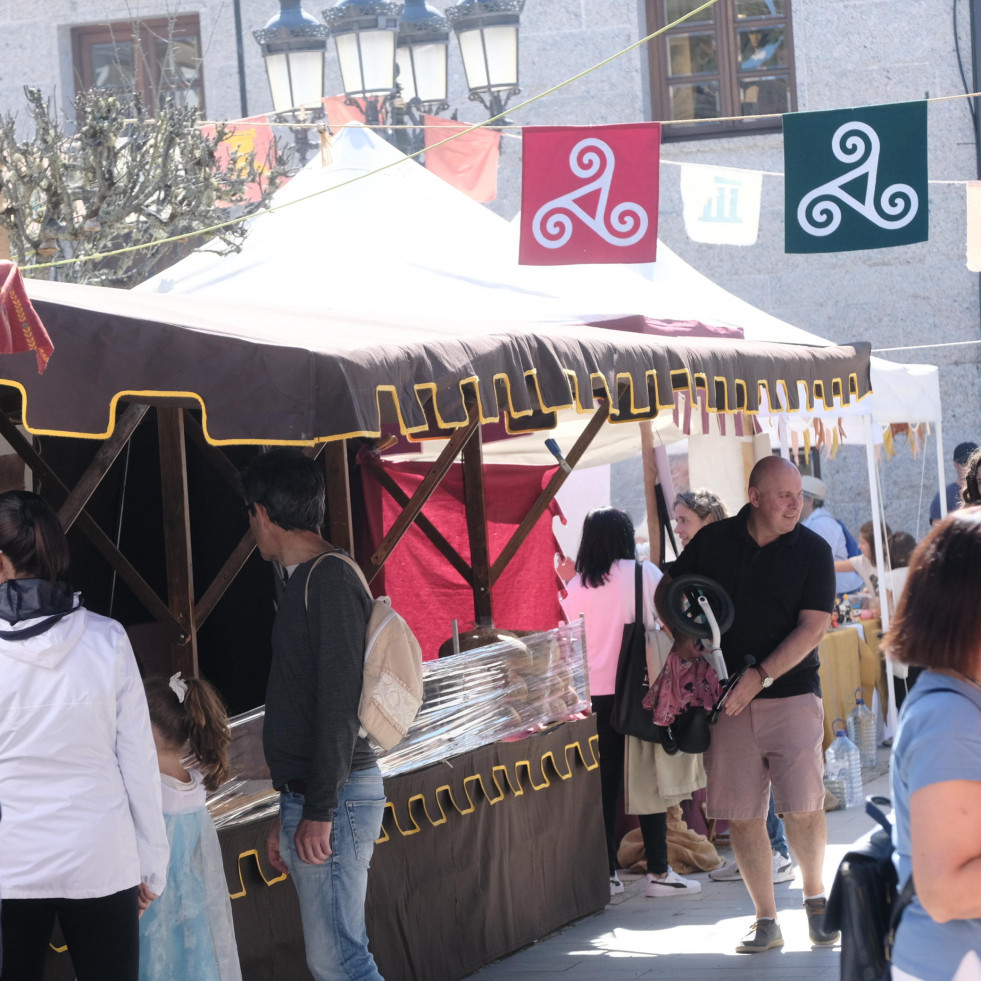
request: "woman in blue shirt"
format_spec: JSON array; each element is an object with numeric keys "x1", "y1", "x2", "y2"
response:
[{"x1": 885, "y1": 510, "x2": 981, "y2": 980}]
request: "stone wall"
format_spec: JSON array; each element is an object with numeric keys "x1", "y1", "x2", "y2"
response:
[{"x1": 0, "y1": 0, "x2": 973, "y2": 541}]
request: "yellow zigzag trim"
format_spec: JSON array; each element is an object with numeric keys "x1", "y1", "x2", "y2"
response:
[
  {"x1": 376, "y1": 735, "x2": 599, "y2": 843},
  {"x1": 49, "y1": 734, "x2": 601, "y2": 938}
]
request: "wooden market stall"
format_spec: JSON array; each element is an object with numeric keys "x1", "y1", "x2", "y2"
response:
[{"x1": 0, "y1": 261, "x2": 872, "y2": 980}]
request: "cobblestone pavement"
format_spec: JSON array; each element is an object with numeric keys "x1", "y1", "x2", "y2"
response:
[{"x1": 470, "y1": 750, "x2": 892, "y2": 980}]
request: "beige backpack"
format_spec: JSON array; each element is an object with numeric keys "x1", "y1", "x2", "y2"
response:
[{"x1": 305, "y1": 551, "x2": 424, "y2": 751}]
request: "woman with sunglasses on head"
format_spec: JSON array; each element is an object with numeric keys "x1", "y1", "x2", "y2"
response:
[
  {"x1": 560, "y1": 507, "x2": 702, "y2": 899},
  {"x1": 0, "y1": 491, "x2": 168, "y2": 981},
  {"x1": 885, "y1": 511, "x2": 981, "y2": 980}
]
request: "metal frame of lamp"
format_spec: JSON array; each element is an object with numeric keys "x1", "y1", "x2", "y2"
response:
[
  {"x1": 253, "y1": 0, "x2": 330, "y2": 166},
  {"x1": 324, "y1": 0, "x2": 403, "y2": 125},
  {"x1": 445, "y1": 0, "x2": 524, "y2": 118}
]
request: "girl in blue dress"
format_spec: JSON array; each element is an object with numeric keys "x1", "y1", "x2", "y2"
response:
[{"x1": 139, "y1": 674, "x2": 242, "y2": 981}]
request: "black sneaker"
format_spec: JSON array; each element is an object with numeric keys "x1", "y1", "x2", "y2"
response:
[
  {"x1": 804, "y1": 897, "x2": 839, "y2": 946},
  {"x1": 735, "y1": 918, "x2": 783, "y2": 953}
]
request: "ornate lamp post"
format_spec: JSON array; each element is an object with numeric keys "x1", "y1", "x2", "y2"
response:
[
  {"x1": 396, "y1": 0, "x2": 450, "y2": 114},
  {"x1": 324, "y1": 0, "x2": 402, "y2": 125},
  {"x1": 253, "y1": 0, "x2": 330, "y2": 165},
  {"x1": 445, "y1": 0, "x2": 523, "y2": 118}
]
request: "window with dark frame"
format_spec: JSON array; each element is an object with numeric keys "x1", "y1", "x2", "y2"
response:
[
  {"x1": 646, "y1": 0, "x2": 795, "y2": 140},
  {"x1": 72, "y1": 15, "x2": 205, "y2": 113}
]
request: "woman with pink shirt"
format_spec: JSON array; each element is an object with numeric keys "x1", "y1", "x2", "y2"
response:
[{"x1": 561, "y1": 507, "x2": 701, "y2": 899}]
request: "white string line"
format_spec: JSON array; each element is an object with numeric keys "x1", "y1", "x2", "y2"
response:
[{"x1": 874, "y1": 339, "x2": 981, "y2": 352}]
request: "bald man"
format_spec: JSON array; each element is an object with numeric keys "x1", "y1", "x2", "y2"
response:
[{"x1": 655, "y1": 457, "x2": 836, "y2": 954}]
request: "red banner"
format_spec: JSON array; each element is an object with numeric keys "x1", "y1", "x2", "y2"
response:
[
  {"x1": 0, "y1": 262, "x2": 54, "y2": 373},
  {"x1": 423, "y1": 116, "x2": 500, "y2": 203},
  {"x1": 201, "y1": 115, "x2": 276, "y2": 204},
  {"x1": 519, "y1": 122, "x2": 660, "y2": 265}
]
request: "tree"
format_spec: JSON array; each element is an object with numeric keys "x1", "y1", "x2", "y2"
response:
[{"x1": 0, "y1": 87, "x2": 289, "y2": 288}]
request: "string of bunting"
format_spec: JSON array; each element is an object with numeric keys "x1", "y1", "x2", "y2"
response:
[{"x1": 17, "y1": 0, "x2": 981, "y2": 274}]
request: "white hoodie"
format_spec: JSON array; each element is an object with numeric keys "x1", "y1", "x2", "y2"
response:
[{"x1": 0, "y1": 605, "x2": 169, "y2": 899}]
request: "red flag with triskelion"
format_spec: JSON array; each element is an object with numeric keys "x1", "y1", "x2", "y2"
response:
[{"x1": 519, "y1": 122, "x2": 660, "y2": 265}]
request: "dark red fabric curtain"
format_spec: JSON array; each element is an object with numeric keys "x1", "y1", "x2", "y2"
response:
[{"x1": 361, "y1": 459, "x2": 563, "y2": 659}]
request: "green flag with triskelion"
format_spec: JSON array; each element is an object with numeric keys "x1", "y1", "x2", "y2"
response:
[{"x1": 784, "y1": 101, "x2": 928, "y2": 254}]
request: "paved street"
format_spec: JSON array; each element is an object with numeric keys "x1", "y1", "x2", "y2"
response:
[{"x1": 470, "y1": 751, "x2": 891, "y2": 980}]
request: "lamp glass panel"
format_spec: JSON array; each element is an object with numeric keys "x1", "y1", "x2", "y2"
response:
[
  {"x1": 287, "y1": 49, "x2": 326, "y2": 108},
  {"x1": 264, "y1": 52, "x2": 294, "y2": 112},
  {"x1": 397, "y1": 42, "x2": 447, "y2": 103},
  {"x1": 335, "y1": 30, "x2": 396, "y2": 95},
  {"x1": 458, "y1": 24, "x2": 517, "y2": 92}
]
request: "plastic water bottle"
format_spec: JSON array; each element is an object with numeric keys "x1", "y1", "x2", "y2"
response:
[
  {"x1": 846, "y1": 688, "x2": 878, "y2": 769},
  {"x1": 825, "y1": 719, "x2": 862, "y2": 808}
]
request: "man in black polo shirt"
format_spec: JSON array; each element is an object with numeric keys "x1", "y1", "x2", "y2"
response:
[{"x1": 655, "y1": 456, "x2": 837, "y2": 954}]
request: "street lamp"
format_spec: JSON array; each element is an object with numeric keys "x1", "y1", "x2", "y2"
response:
[
  {"x1": 324, "y1": 0, "x2": 402, "y2": 125},
  {"x1": 253, "y1": 0, "x2": 330, "y2": 165},
  {"x1": 396, "y1": 0, "x2": 450, "y2": 114},
  {"x1": 445, "y1": 0, "x2": 523, "y2": 117}
]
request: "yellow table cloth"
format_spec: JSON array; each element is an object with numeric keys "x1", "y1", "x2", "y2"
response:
[{"x1": 817, "y1": 623, "x2": 880, "y2": 750}]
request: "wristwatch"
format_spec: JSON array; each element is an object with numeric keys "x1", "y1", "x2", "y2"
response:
[{"x1": 753, "y1": 663, "x2": 774, "y2": 688}]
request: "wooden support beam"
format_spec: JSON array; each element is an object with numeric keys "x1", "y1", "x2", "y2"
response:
[
  {"x1": 194, "y1": 530, "x2": 256, "y2": 629},
  {"x1": 323, "y1": 440, "x2": 353, "y2": 554},
  {"x1": 158, "y1": 408, "x2": 198, "y2": 678},
  {"x1": 363, "y1": 461, "x2": 472, "y2": 584},
  {"x1": 490, "y1": 400, "x2": 611, "y2": 585},
  {"x1": 183, "y1": 411, "x2": 246, "y2": 493},
  {"x1": 461, "y1": 420, "x2": 493, "y2": 626},
  {"x1": 368, "y1": 406, "x2": 480, "y2": 578},
  {"x1": 640, "y1": 421, "x2": 661, "y2": 565},
  {"x1": 57, "y1": 403, "x2": 149, "y2": 532},
  {"x1": 0, "y1": 412, "x2": 183, "y2": 638}
]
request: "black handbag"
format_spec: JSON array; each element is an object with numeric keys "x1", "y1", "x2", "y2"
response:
[
  {"x1": 610, "y1": 563, "x2": 668, "y2": 743},
  {"x1": 825, "y1": 796, "x2": 915, "y2": 981}
]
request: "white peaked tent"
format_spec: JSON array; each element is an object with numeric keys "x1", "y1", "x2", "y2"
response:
[
  {"x1": 141, "y1": 123, "x2": 940, "y2": 453},
  {"x1": 140, "y1": 124, "x2": 939, "y2": 727}
]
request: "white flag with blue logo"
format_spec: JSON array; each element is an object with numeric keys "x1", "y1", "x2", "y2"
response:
[{"x1": 681, "y1": 164, "x2": 762, "y2": 246}]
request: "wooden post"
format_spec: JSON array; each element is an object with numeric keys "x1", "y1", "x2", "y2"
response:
[
  {"x1": 640, "y1": 421, "x2": 661, "y2": 564},
  {"x1": 368, "y1": 408, "x2": 479, "y2": 577},
  {"x1": 157, "y1": 408, "x2": 198, "y2": 677},
  {"x1": 461, "y1": 414, "x2": 493, "y2": 626},
  {"x1": 491, "y1": 399, "x2": 611, "y2": 585},
  {"x1": 58, "y1": 403, "x2": 149, "y2": 532},
  {"x1": 0, "y1": 226, "x2": 10, "y2": 261},
  {"x1": 323, "y1": 440, "x2": 353, "y2": 554}
]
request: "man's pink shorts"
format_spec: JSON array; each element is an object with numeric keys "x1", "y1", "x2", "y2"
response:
[{"x1": 704, "y1": 693, "x2": 826, "y2": 820}]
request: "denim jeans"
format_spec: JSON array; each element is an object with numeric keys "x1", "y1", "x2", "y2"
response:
[
  {"x1": 766, "y1": 790, "x2": 790, "y2": 858},
  {"x1": 279, "y1": 766, "x2": 386, "y2": 981}
]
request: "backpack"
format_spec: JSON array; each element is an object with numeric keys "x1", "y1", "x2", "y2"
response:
[
  {"x1": 824, "y1": 796, "x2": 915, "y2": 981},
  {"x1": 825, "y1": 684, "x2": 969, "y2": 980},
  {"x1": 838, "y1": 518, "x2": 862, "y2": 558},
  {"x1": 305, "y1": 551, "x2": 424, "y2": 752}
]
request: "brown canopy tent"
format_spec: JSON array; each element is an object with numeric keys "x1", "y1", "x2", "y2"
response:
[{"x1": 0, "y1": 276, "x2": 871, "y2": 686}]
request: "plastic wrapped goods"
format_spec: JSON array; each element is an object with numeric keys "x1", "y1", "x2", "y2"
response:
[{"x1": 206, "y1": 619, "x2": 589, "y2": 830}]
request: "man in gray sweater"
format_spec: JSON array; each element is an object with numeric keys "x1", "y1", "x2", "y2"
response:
[{"x1": 242, "y1": 449, "x2": 384, "y2": 981}]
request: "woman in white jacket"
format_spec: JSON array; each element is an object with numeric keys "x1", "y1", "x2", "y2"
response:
[{"x1": 0, "y1": 491, "x2": 169, "y2": 981}]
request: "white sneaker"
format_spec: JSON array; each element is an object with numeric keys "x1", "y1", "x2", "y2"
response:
[
  {"x1": 772, "y1": 852, "x2": 795, "y2": 883},
  {"x1": 709, "y1": 858, "x2": 742, "y2": 881},
  {"x1": 645, "y1": 867, "x2": 702, "y2": 897},
  {"x1": 610, "y1": 873, "x2": 624, "y2": 895}
]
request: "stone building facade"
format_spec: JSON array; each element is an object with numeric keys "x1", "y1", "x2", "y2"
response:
[{"x1": 0, "y1": 0, "x2": 975, "y2": 538}]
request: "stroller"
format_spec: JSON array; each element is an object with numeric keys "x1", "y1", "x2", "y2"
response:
[{"x1": 654, "y1": 574, "x2": 757, "y2": 754}]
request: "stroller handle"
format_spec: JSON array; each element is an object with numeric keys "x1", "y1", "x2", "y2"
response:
[{"x1": 696, "y1": 594, "x2": 728, "y2": 683}]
